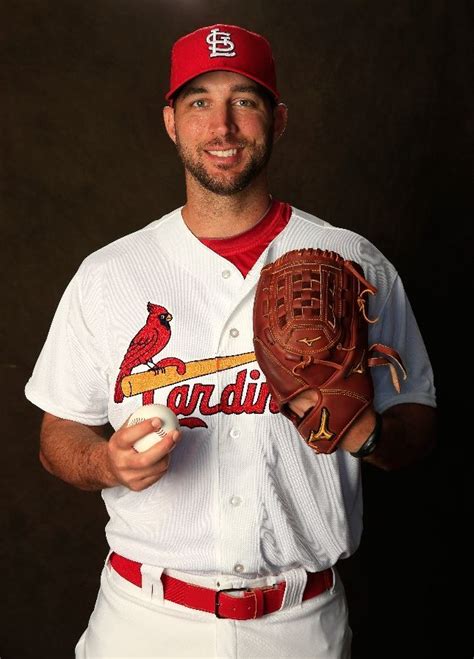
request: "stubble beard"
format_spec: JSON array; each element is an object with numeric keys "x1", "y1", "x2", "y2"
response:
[{"x1": 175, "y1": 131, "x2": 274, "y2": 196}]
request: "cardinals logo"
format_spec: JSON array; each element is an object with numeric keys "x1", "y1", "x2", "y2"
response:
[
  {"x1": 114, "y1": 302, "x2": 186, "y2": 404},
  {"x1": 114, "y1": 302, "x2": 279, "y2": 427}
]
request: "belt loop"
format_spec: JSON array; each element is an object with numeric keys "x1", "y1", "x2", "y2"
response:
[
  {"x1": 140, "y1": 565, "x2": 164, "y2": 602},
  {"x1": 280, "y1": 567, "x2": 307, "y2": 611},
  {"x1": 329, "y1": 566, "x2": 337, "y2": 594},
  {"x1": 104, "y1": 549, "x2": 114, "y2": 571}
]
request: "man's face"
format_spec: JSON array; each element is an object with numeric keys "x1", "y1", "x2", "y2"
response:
[{"x1": 163, "y1": 71, "x2": 285, "y2": 196}]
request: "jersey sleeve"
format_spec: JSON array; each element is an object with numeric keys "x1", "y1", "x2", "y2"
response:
[
  {"x1": 24, "y1": 261, "x2": 110, "y2": 425},
  {"x1": 368, "y1": 273, "x2": 437, "y2": 413}
]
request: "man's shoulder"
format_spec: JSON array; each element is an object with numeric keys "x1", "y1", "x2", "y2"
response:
[
  {"x1": 81, "y1": 207, "x2": 182, "y2": 269},
  {"x1": 287, "y1": 206, "x2": 375, "y2": 253},
  {"x1": 282, "y1": 206, "x2": 398, "y2": 285},
  {"x1": 289, "y1": 206, "x2": 333, "y2": 228}
]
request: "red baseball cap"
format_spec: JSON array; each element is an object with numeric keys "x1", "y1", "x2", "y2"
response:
[{"x1": 166, "y1": 24, "x2": 279, "y2": 103}]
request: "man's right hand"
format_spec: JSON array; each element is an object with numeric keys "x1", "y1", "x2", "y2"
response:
[{"x1": 107, "y1": 417, "x2": 182, "y2": 491}]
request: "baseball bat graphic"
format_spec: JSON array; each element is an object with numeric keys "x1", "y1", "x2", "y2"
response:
[{"x1": 121, "y1": 352, "x2": 256, "y2": 398}]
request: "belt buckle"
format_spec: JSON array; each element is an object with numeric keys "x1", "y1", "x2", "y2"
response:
[{"x1": 214, "y1": 587, "x2": 248, "y2": 619}]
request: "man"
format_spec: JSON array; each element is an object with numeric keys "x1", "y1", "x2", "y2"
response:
[{"x1": 25, "y1": 24, "x2": 436, "y2": 658}]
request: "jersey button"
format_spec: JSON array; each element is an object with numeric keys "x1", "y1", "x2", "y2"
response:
[
  {"x1": 230, "y1": 496, "x2": 242, "y2": 507},
  {"x1": 230, "y1": 328, "x2": 239, "y2": 338},
  {"x1": 234, "y1": 564, "x2": 245, "y2": 574},
  {"x1": 229, "y1": 428, "x2": 240, "y2": 439},
  {"x1": 222, "y1": 270, "x2": 231, "y2": 279}
]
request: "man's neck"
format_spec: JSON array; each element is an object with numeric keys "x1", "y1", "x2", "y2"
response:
[{"x1": 181, "y1": 177, "x2": 272, "y2": 239}]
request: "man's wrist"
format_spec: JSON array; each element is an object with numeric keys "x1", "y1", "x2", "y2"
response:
[{"x1": 350, "y1": 412, "x2": 383, "y2": 458}]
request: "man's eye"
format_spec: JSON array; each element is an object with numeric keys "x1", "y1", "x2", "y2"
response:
[
  {"x1": 234, "y1": 98, "x2": 255, "y2": 107},
  {"x1": 191, "y1": 99, "x2": 207, "y2": 108}
]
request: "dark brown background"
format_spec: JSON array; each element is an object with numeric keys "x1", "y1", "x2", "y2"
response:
[{"x1": 2, "y1": 1, "x2": 472, "y2": 657}]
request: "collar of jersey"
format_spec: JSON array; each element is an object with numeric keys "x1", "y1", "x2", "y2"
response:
[{"x1": 199, "y1": 199, "x2": 292, "y2": 257}]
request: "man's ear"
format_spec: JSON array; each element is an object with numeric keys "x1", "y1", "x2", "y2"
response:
[
  {"x1": 163, "y1": 105, "x2": 177, "y2": 144},
  {"x1": 273, "y1": 103, "x2": 288, "y2": 143}
]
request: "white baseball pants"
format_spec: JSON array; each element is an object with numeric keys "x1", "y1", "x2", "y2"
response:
[{"x1": 75, "y1": 558, "x2": 352, "y2": 658}]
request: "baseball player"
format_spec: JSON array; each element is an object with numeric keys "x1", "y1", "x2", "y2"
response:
[{"x1": 25, "y1": 24, "x2": 436, "y2": 658}]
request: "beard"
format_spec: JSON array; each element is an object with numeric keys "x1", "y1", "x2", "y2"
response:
[{"x1": 175, "y1": 130, "x2": 274, "y2": 196}]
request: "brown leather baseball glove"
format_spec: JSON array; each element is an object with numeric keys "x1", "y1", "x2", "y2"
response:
[{"x1": 253, "y1": 248, "x2": 406, "y2": 453}]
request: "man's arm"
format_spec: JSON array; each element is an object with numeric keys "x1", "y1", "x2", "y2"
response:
[
  {"x1": 290, "y1": 394, "x2": 436, "y2": 470},
  {"x1": 40, "y1": 412, "x2": 181, "y2": 492},
  {"x1": 339, "y1": 403, "x2": 437, "y2": 470}
]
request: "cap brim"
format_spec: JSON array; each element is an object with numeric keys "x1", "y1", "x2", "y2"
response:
[{"x1": 165, "y1": 67, "x2": 279, "y2": 103}]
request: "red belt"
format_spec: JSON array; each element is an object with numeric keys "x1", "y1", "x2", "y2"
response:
[{"x1": 109, "y1": 552, "x2": 333, "y2": 620}]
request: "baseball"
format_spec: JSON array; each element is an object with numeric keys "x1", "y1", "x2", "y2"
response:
[{"x1": 127, "y1": 403, "x2": 179, "y2": 453}]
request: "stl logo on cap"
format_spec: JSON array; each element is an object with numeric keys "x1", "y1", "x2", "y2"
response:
[
  {"x1": 165, "y1": 24, "x2": 280, "y2": 103},
  {"x1": 206, "y1": 28, "x2": 236, "y2": 58}
]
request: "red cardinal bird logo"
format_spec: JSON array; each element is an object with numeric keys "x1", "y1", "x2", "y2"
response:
[{"x1": 114, "y1": 302, "x2": 184, "y2": 403}]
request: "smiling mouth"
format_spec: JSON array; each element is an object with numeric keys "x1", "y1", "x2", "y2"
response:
[{"x1": 207, "y1": 148, "x2": 239, "y2": 158}]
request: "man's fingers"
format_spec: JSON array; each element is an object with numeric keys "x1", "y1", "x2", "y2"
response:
[
  {"x1": 132, "y1": 434, "x2": 177, "y2": 464},
  {"x1": 288, "y1": 389, "x2": 320, "y2": 418},
  {"x1": 114, "y1": 417, "x2": 164, "y2": 449},
  {"x1": 131, "y1": 450, "x2": 171, "y2": 475},
  {"x1": 108, "y1": 419, "x2": 182, "y2": 491},
  {"x1": 128, "y1": 469, "x2": 169, "y2": 492},
  {"x1": 134, "y1": 429, "x2": 181, "y2": 459},
  {"x1": 113, "y1": 419, "x2": 181, "y2": 460}
]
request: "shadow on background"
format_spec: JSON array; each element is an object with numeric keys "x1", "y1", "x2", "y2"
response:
[{"x1": 2, "y1": 1, "x2": 472, "y2": 657}]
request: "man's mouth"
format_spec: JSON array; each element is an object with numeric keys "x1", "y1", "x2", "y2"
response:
[{"x1": 206, "y1": 148, "x2": 239, "y2": 158}]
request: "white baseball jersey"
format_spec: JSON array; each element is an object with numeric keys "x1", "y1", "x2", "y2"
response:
[{"x1": 25, "y1": 205, "x2": 436, "y2": 577}]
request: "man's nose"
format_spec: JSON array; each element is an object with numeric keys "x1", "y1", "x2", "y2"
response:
[{"x1": 209, "y1": 103, "x2": 238, "y2": 136}]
